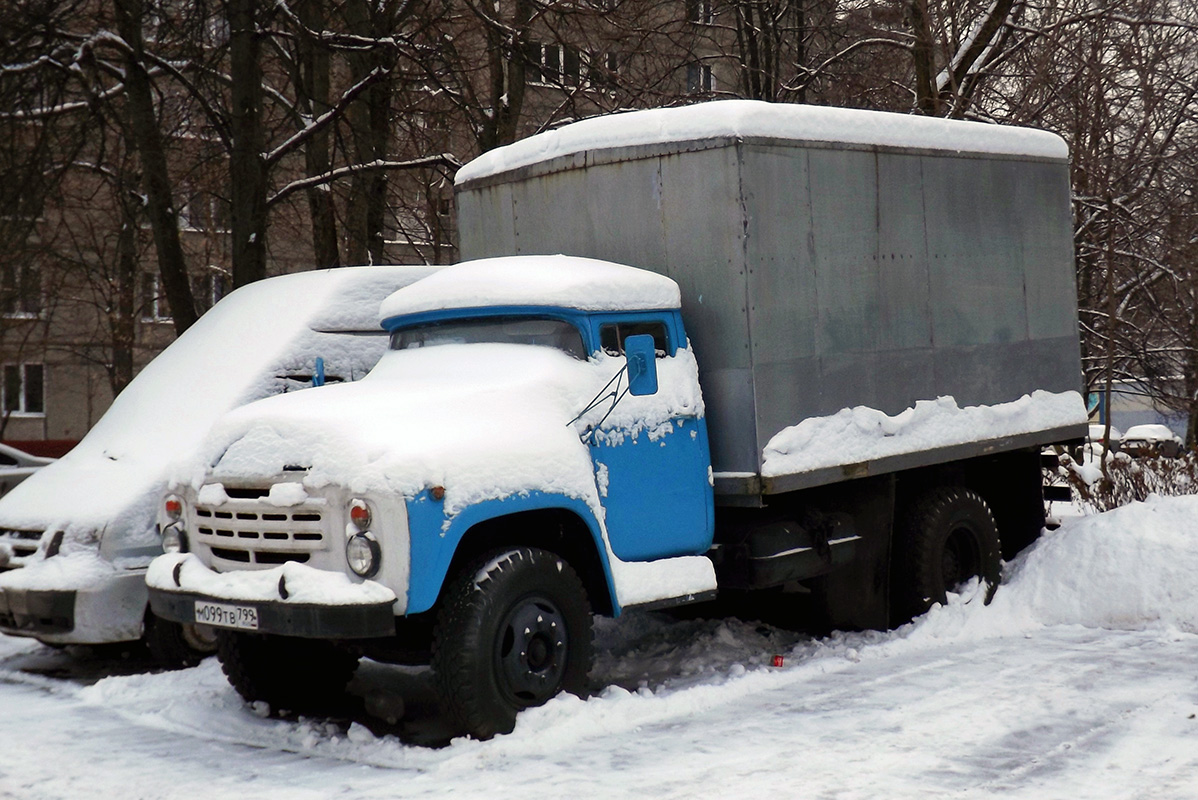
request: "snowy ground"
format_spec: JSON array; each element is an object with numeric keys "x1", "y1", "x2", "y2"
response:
[{"x1": 2, "y1": 496, "x2": 1198, "y2": 799}]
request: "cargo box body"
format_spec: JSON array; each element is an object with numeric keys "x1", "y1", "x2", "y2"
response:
[{"x1": 456, "y1": 106, "x2": 1085, "y2": 494}]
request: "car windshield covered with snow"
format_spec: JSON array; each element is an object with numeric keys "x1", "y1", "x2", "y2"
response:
[{"x1": 389, "y1": 316, "x2": 587, "y2": 359}]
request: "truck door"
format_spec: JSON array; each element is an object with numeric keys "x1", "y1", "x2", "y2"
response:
[{"x1": 588, "y1": 320, "x2": 714, "y2": 561}]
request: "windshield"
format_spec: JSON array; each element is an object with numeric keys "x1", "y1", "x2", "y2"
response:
[{"x1": 389, "y1": 316, "x2": 587, "y2": 359}]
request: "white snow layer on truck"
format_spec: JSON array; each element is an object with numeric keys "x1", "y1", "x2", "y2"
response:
[
  {"x1": 181, "y1": 344, "x2": 704, "y2": 520},
  {"x1": 0, "y1": 266, "x2": 434, "y2": 555},
  {"x1": 761, "y1": 390, "x2": 1089, "y2": 477},
  {"x1": 455, "y1": 99, "x2": 1070, "y2": 184}
]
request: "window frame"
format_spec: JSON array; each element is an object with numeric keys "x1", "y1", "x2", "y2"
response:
[{"x1": 2, "y1": 363, "x2": 45, "y2": 417}]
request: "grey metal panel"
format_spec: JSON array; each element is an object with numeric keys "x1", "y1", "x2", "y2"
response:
[
  {"x1": 876, "y1": 153, "x2": 934, "y2": 351},
  {"x1": 456, "y1": 183, "x2": 516, "y2": 259},
  {"x1": 700, "y1": 367, "x2": 759, "y2": 471},
  {"x1": 1020, "y1": 161, "x2": 1080, "y2": 341},
  {"x1": 457, "y1": 133, "x2": 1084, "y2": 494},
  {"x1": 657, "y1": 146, "x2": 758, "y2": 473},
  {"x1": 922, "y1": 156, "x2": 1030, "y2": 350},
  {"x1": 808, "y1": 148, "x2": 881, "y2": 357}
]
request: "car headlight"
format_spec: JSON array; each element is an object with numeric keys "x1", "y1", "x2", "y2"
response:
[{"x1": 346, "y1": 532, "x2": 380, "y2": 578}]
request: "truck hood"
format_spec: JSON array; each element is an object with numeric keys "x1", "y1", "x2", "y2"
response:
[{"x1": 190, "y1": 343, "x2": 703, "y2": 518}]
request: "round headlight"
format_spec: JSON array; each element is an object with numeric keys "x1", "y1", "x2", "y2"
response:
[
  {"x1": 164, "y1": 495, "x2": 183, "y2": 522},
  {"x1": 346, "y1": 532, "x2": 380, "y2": 578},
  {"x1": 161, "y1": 525, "x2": 187, "y2": 554}
]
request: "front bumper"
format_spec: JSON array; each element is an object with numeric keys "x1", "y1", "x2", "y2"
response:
[
  {"x1": 146, "y1": 553, "x2": 398, "y2": 640},
  {"x1": 148, "y1": 588, "x2": 396, "y2": 639},
  {"x1": 0, "y1": 569, "x2": 146, "y2": 644}
]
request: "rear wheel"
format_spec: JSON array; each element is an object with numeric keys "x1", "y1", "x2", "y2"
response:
[
  {"x1": 216, "y1": 631, "x2": 359, "y2": 713},
  {"x1": 432, "y1": 547, "x2": 593, "y2": 739},
  {"x1": 893, "y1": 486, "x2": 1001, "y2": 623}
]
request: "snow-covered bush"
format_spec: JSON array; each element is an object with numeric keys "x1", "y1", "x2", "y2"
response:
[{"x1": 1060, "y1": 449, "x2": 1198, "y2": 512}]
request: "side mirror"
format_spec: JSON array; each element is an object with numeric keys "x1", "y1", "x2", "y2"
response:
[{"x1": 624, "y1": 334, "x2": 659, "y2": 396}]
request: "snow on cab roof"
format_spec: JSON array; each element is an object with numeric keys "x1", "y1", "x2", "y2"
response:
[
  {"x1": 379, "y1": 255, "x2": 682, "y2": 322},
  {"x1": 456, "y1": 100, "x2": 1069, "y2": 185}
]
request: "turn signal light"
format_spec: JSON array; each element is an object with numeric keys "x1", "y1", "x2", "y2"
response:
[{"x1": 349, "y1": 499, "x2": 371, "y2": 530}]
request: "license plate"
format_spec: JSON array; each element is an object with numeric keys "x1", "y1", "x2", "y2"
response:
[{"x1": 194, "y1": 600, "x2": 259, "y2": 630}]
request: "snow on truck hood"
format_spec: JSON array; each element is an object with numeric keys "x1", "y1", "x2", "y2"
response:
[
  {"x1": 456, "y1": 100, "x2": 1070, "y2": 185},
  {"x1": 378, "y1": 255, "x2": 681, "y2": 320},
  {"x1": 186, "y1": 343, "x2": 704, "y2": 519},
  {"x1": 0, "y1": 266, "x2": 437, "y2": 538}
]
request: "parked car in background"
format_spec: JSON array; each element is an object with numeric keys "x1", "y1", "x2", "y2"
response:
[
  {"x1": 1083, "y1": 423, "x2": 1122, "y2": 462},
  {"x1": 1119, "y1": 424, "x2": 1185, "y2": 459},
  {"x1": 0, "y1": 265, "x2": 438, "y2": 665},
  {"x1": 0, "y1": 444, "x2": 54, "y2": 501}
]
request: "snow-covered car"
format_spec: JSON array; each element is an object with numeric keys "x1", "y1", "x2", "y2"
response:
[
  {"x1": 1119, "y1": 424, "x2": 1185, "y2": 458},
  {"x1": 0, "y1": 444, "x2": 54, "y2": 500},
  {"x1": 0, "y1": 265, "x2": 438, "y2": 664}
]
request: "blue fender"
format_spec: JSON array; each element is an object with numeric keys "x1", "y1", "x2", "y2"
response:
[{"x1": 404, "y1": 489, "x2": 618, "y2": 615}]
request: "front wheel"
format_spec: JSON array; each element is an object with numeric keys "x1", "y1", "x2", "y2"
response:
[
  {"x1": 893, "y1": 486, "x2": 1001, "y2": 623},
  {"x1": 216, "y1": 631, "x2": 359, "y2": 713},
  {"x1": 432, "y1": 547, "x2": 593, "y2": 739}
]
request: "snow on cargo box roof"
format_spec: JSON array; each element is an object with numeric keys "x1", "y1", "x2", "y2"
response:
[
  {"x1": 379, "y1": 255, "x2": 682, "y2": 322},
  {"x1": 455, "y1": 100, "x2": 1070, "y2": 185}
]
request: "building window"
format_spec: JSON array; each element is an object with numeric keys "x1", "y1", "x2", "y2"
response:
[
  {"x1": 687, "y1": 62, "x2": 716, "y2": 94},
  {"x1": 194, "y1": 268, "x2": 229, "y2": 312},
  {"x1": 3, "y1": 363, "x2": 44, "y2": 416},
  {"x1": 1, "y1": 263, "x2": 41, "y2": 318},
  {"x1": 525, "y1": 42, "x2": 582, "y2": 86},
  {"x1": 585, "y1": 52, "x2": 620, "y2": 90},
  {"x1": 178, "y1": 193, "x2": 231, "y2": 233},
  {"x1": 141, "y1": 272, "x2": 172, "y2": 322},
  {"x1": 687, "y1": 0, "x2": 714, "y2": 24}
]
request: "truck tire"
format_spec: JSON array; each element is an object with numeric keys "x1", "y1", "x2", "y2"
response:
[
  {"x1": 432, "y1": 547, "x2": 593, "y2": 739},
  {"x1": 144, "y1": 611, "x2": 218, "y2": 668},
  {"x1": 893, "y1": 486, "x2": 1001, "y2": 623},
  {"x1": 216, "y1": 630, "x2": 359, "y2": 713}
]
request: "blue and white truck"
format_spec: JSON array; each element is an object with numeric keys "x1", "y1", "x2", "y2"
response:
[{"x1": 147, "y1": 101, "x2": 1088, "y2": 738}]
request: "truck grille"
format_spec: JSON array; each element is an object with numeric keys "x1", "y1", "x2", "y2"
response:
[{"x1": 191, "y1": 487, "x2": 330, "y2": 568}]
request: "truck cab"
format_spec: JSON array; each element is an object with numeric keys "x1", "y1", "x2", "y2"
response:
[{"x1": 148, "y1": 256, "x2": 720, "y2": 738}]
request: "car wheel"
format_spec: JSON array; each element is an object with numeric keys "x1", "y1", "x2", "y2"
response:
[
  {"x1": 893, "y1": 486, "x2": 1001, "y2": 623},
  {"x1": 432, "y1": 547, "x2": 593, "y2": 739}
]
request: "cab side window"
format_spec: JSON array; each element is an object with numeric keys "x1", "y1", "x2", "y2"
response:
[{"x1": 599, "y1": 321, "x2": 669, "y2": 357}]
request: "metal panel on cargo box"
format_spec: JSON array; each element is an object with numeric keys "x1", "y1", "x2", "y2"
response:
[{"x1": 657, "y1": 146, "x2": 756, "y2": 473}]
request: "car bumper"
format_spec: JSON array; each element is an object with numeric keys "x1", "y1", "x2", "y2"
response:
[
  {"x1": 146, "y1": 554, "x2": 399, "y2": 640},
  {"x1": 148, "y1": 588, "x2": 396, "y2": 639},
  {"x1": 0, "y1": 570, "x2": 146, "y2": 644}
]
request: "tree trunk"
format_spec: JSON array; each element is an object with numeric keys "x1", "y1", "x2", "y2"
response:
[
  {"x1": 295, "y1": 0, "x2": 341, "y2": 268},
  {"x1": 228, "y1": 0, "x2": 269, "y2": 287},
  {"x1": 113, "y1": 0, "x2": 198, "y2": 333}
]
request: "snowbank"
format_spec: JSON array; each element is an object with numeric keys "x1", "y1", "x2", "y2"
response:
[
  {"x1": 906, "y1": 494, "x2": 1198, "y2": 641},
  {"x1": 378, "y1": 256, "x2": 681, "y2": 320},
  {"x1": 761, "y1": 390, "x2": 1087, "y2": 477},
  {"x1": 456, "y1": 100, "x2": 1069, "y2": 184}
]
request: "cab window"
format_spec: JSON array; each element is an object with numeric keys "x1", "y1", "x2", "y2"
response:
[{"x1": 599, "y1": 321, "x2": 669, "y2": 358}]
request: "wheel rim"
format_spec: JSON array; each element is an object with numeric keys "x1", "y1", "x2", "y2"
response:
[
  {"x1": 182, "y1": 623, "x2": 219, "y2": 653},
  {"x1": 494, "y1": 594, "x2": 569, "y2": 708},
  {"x1": 942, "y1": 525, "x2": 982, "y2": 593}
]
